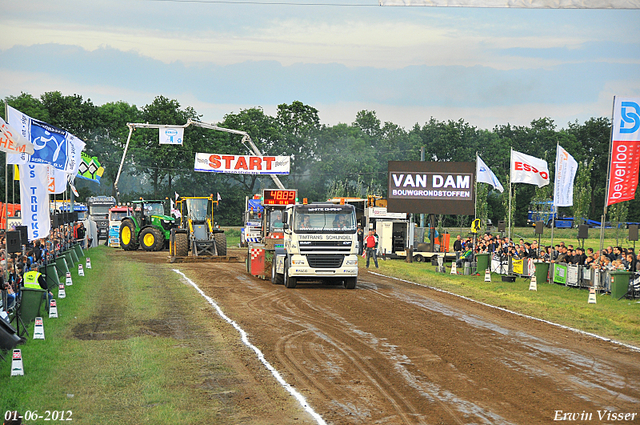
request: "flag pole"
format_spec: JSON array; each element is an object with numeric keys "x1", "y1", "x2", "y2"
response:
[
  {"x1": 550, "y1": 142, "x2": 558, "y2": 247},
  {"x1": 508, "y1": 148, "x2": 512, "y2": 242},
  {"x1": 474, "y1": 152, "x2": 478, "y2": 220},
  {"x1": 4, "y1": 101, "x2": 8, "y2": 277},
  {"x1": 601, "y1": 97, "x2": 616, "y2": 253}
]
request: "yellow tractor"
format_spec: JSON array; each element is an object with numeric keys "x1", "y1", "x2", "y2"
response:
[{"x1": 170, "y1": 195, "x2": 226, "y2": 257}]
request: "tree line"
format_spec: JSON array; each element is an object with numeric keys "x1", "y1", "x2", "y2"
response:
[{"x1": 2, "y1": 91, "x2": 637, "y2": 228}]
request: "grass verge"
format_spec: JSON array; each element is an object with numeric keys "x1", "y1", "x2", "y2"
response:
[
  {"x1": 365, "y1": 257, "x2": 640, "y2": 346},
  {"x1": 1, "y1": 247, "x2": 235, "y2": 425}
]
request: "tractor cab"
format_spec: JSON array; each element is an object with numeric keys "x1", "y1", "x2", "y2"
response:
[
  {"x1": 119, "y1": 199, "x2": 177, "y2": 252},
  {"x1": 172, "y1": 195, "x2": 226, "y2": 257}
]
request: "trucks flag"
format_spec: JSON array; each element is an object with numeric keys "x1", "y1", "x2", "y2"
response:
[
  {"x1": 476, "y1": 155, "x2": 504, "y2": 193},
  {"x1": 194, "y1": 153, "x2": 290, "y2": 175},
  {"x1": 6, "y1": 105, "x2": 85, "y2": 175},
  {"x1": 606, "y1": 97, "x2": 640, "y2": 206},
  {"x1": 510, "y1": 149, "x2": 550, "y2": 188},
  {"x1": 19, "y1": 164, "x2": 51, "y2": 241},
  {"x1": 554, "y1": 145, "x2": 578, "y2": 207}
]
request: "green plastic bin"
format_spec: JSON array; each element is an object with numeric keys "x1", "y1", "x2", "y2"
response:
[
  {"x1": 55, "y1": 256, "x2": 69, "y2": 277},
  {"x1": 610, "y1": 270, "x2": 631, "y2": 300},
  {"x1": 475, "y1": 253, "x2": 490, "y2": 274},
  {"x1": 534, "y1": 261, "x2": 550, "y2": 284}
]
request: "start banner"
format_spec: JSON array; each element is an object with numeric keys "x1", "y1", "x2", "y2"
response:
[
  {"x1": 194, "y1": 153, "x2": 290, "y2": 175},
  {"x1": 606, "y1": 97, "x2": 640, "y2": 206}
]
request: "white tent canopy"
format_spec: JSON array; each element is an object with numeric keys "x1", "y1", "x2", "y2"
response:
[{"x1": 379, "y1": 0, "x2": 640, "y2": 8}]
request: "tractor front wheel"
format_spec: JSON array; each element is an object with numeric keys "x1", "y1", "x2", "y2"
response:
[
  {"x1": 140, "y1": 227, "x2": 163, "y2": 251},
  {"x1": 120, "y1": 219, "x2": 138, "y2": 251}
]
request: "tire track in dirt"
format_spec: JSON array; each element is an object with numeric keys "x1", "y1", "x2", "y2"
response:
[{"x1": 173, "y1": 257, "x2": 640, "y2": 425}]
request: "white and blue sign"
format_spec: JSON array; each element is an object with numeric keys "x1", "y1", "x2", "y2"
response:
[{"x1": 159, "y1": 127, "x2": 184, "y2": 145}]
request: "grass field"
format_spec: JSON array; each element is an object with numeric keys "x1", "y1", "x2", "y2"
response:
[{"x1": 1, "y1": 247, "x2": 236, "y2": 424}]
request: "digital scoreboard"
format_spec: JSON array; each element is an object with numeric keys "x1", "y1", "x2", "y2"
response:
[{"x1": 262, "y1": 189, "x2": 297, "y2": 206}]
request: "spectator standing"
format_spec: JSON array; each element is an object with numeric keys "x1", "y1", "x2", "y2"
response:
[
  {"x1": 357, "y1": 226, "x2": 364, "y2": 256},
  {"x1": 364, "y1": 231, "x2": 378, "y2": 269}
]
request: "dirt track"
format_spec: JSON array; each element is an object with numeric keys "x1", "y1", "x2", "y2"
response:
[{"x1": 136, "y1": 249, "x2": 640, "y2": 424}]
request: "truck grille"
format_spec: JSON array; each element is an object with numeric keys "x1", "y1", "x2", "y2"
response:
[
  {"x1": 299, "y1": 240, "x2": 352, "y2": 254},
  {"x1": 307, "y1": 255, "x2": 345, "y2": 268}
]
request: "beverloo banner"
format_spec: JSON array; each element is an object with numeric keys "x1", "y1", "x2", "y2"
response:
[
  {"x1": 6, "y1": 105, "x2": 85, "y2": 174},
  {"x1": 606, "y1": 97, "x2": 640, "y2": 206},
  {"x1": 554, "y1": 145, "x2": 578, "y2": 207},
  {"x1": 19, "y1": 164, "x2": 51, "y2": 241},
  {"x1": 194, "y1": 153, "x2": 290, "y2": 175},
  {"x1": 510, "y1": 149, "x2": 550, "y2": 188}
]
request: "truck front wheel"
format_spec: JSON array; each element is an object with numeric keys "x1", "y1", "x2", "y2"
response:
[
  {"x1": 284, "y1": 262, "x2": 297, "y2": 288},
  {"x1": 345, "y1": 277, "x2": 357, "y2": 289},
  {"x1": 271, "y1": 259, "x2": 284, "y2": 284}
]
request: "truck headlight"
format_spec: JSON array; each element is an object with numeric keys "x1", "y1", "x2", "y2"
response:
[
  {"x1": 292, "y1": 259, "x2": 306, "y2": 265},
  {"x1": 344, "y1": 259, "x2": 358, "y2": 265}
]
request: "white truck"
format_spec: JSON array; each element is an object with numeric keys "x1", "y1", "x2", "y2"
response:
[{"x1": 271, "y1": 203, "x2": 359, "y2": 289}]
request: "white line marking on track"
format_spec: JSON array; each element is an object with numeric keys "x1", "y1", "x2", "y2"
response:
[
  {"x1": 173, "y1": 269, "x2": 327, "y2": 425},
  {"x1": 369, "y1": 271, "x2": 640, "y2": 353}
]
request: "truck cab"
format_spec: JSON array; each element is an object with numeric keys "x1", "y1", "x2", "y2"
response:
[
  {"x1": 272, "y1": 203, "x2": 358, "y2": 289},
  {"x1": 87, "y1": 196, "x2": 117, "y2": 240}
]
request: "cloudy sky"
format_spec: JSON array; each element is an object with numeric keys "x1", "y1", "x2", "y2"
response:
[{"x1": 1, "y1": 0, "x2": 639, "y2": 130}]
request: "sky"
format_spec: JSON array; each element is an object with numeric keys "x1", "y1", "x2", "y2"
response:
[{"x1": 1, "y1": 0, "x2": 639, "y2": 131}]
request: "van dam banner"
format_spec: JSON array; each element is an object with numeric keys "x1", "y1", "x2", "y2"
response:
[{"x1": 387, "y1": 161, "x2": 475, "y2": 215}]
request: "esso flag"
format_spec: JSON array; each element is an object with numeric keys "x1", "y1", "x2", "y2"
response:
[
  {"x1": 510, "y1": 150, "x2": 550, "y2": 188},
  {"x1": 194, "y1": 153, "x2": 290, "y2": 175},
  {"x1": 607, "y1": 97, "x2": 640, "y2": 206}
]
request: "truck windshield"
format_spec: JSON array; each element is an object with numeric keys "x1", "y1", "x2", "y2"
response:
[
  {"x1": 186, "y1": 199, "x2": 210, "y2": 222},
  {"x1": 110, "y1": 211, "x2": 129, "y2": 221},
  {"x1": 294, "y1": 206, "x2": 356, "y2": 233},
  {"x1": 90, "y1": 206, "x2": 111, "y2": 215}
]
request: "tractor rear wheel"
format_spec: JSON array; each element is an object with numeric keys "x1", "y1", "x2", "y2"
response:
[
  {"x1": 175, "y1": 232, "x2": 189, "y2": 256},
  {"x1": 140, "y1": 227, "x2": 163, "y2": 251},
  {"x1": 214, "y1": 232, "x2": 227, "y2": 256},
  {"x1": 120, "y1": 219, "x2": 138, "y2": 251}
]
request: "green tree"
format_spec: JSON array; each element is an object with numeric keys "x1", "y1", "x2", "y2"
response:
[{"x1": 573, "y1": 157, "x2": 594, "y2": 226}]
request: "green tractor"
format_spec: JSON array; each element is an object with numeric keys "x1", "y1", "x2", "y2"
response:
[
  {"x1": 170, "y1": 195, "x2": 226, "y2": 257},
  {"x1": 120, "y1": 199, "x2": 177, "y2": 251}
]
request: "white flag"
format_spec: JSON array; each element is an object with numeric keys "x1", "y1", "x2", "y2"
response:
[
  {"x1": 217, "y1": 192, "x2": 222, "y2": 201},
  {"x1": 19, "y1": 164, "x2": 51, "y2": 241},
  {"x1": 6, "y1": 105, "x2": 85, "y2": 174},
  {"x1": 0, "y1": 116, "x2": 34, "y2": 155},
  {"x1": 510, "y1": 149, "x2": 550, "y2": 188},
  {"x1": 47, "y1": 165, "x2": 67, "y2": 194},
  {"x1": 554, "y1": 145, "x2": 578, "y2": 207},
  {"x1": 476, "y1": 155, "x2": 504, "y2": 193}
]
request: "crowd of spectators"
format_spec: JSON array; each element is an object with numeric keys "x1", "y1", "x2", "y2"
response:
[
  {"x1": 1, "y1": 222, "x2": 86, "y2": 314},
  {"x1": 453, "y1": 233, "x2": 639, "y2": 272}
]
